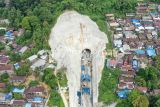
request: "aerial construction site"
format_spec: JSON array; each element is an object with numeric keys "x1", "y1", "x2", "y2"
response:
[
  {"x1": 77, "y1": 49, "x2": 93, "y2": 107},
  {"x1": 49, "y1": 11, "x2": 108, "y2": 107}
]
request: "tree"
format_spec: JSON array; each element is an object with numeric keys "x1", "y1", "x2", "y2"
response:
[
  {"x1": 9, "y1": 53, "x2": 21, "y2": 62},
  {"x1": 21, "y1": 17, "x2": 31, "y2": 30},
  {"x1": 16, "y1": 64, "x2": 29, "y2": 76},
  {"x1": 0, "y1": 42, "x2": 5, "y2": 51},
  {"x1": 135, "y1": 76, "x2": 146, "y2": 87},
  {"x1": 13, "y1": 93, "x2": 23, "y2": 100},
  {"x1": 0, "y1": 29, "x2": 5, "y2": 35},
  {"x1": 128, "y1": 90, "x2": 141, "y2": 104},
  {"x1": 132, "y1": 95, "x2": 149, "y2": 107},
  {"x1": 156, "y1": 99, "x2": 160, "y2": 107},
  {"x1": 29, "y1": 80, "x2": 39, "y2": 87},
  {"x1": 0, "y1": 73, "x2": 9, "y2": 82}
]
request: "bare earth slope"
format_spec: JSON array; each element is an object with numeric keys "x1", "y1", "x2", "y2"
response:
[{"x1": 49, "y1": 11, "x2": 108, "y2": 107}]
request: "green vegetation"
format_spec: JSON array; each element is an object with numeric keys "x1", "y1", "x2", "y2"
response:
[
  {"x1": 42, "y1": 68, "x2": 64, "y2": 107},
  {"x1": 57, "y1": 68, "x2": 68, "y2": 87},
  {"x1": 29, "y1": 80, "x2": 39, "y2": 87},
  {"x1": 0, "y1": 0, "x2": 138, "y2": 51},
  {"x1": 98, "y1": 67, "x2": 121, "y2": 104},
  {"x1": 13, "y1": 93, "x2": 23, "y2": 100},
  {"x1": 15, "y1": 64, "x2": 30, "y2": 76},
  {"x1": 117, "y1": 90, "x2": 149, "y2": 107},
  {"x1": 135, "y1": 67, "x2": 160, "y2": 89},
  {"x1": 0, "y1": 73, "x2": 9, "y2": 83},
  {"x1": 0, "y1": 29, "x2": 5, "y2": 35},
  {"x1": 48, "y1": 92, "x2": 64, "y2": 107},
  {"x1": 0, "y1": 42, "x2": 5, "y2": 51},
  {"x1": 149, "y1": 95, "x2": 160, "y2": 107},
  {"x1": 7, "y1": 52, "x2": 21, "y2": 62}
]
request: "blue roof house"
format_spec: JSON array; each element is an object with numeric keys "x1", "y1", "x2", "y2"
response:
[
  {"x1": 146, "y1": 47, "x2": 156, "y2": 57},
  {"x1": 135, "y1": 50, "x2": 145, "y2": 55},
  {"x1": 0, "y1": 93, "x2": 12, "y2": 103},
  {"x1": 25, "y1": 103, "x2": 32, "y2": 107},
  {"x1": 33, "y1": 97, "x2": 43, "y2": 103},
  {"x1": 12, "y1": 87, "x2": 25, "y2": 94},
  {"x1": 5, "y1": 93, "x2": 12, "y2": 100}
]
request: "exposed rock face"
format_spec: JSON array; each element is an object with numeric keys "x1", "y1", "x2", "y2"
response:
[{"x1": 49, "y1": 11, "x2": 108, "y2": 107}]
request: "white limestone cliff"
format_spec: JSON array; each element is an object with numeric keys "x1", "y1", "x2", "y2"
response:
[{"x1": 49, "y1": 11, "x2": 108, "y2": 107}]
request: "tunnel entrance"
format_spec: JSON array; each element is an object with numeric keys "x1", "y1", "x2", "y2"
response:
[
  {"x1": 77, "y1": 48, "x2": 93, "y2": 107},
  {"x1": 82, "y1": 49, "x2": 91, "y2": 54},
  {"x1": 81, "y1": 49, "x2": 91, "y2": 63}
]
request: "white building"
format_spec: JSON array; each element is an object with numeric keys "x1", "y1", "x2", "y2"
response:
[
  {"x1": 19, "y1": 46, "x2": 28, "y2": 54},
  {"x1": 27, "y1": 55, "x2": 38, "y2": 62},
  {"x1": 31, "y1": 59, "x2": 46, "y2": 70}
]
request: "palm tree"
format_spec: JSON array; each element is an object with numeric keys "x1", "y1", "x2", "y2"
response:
[{"x1": 132, "y1": 95, "x2": 149, "y2": 107}]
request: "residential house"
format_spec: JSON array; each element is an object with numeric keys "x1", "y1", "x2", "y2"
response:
[
  {"x1": 12, "y1": 87, "x2": 25, "y2": 94},
  {"x1": 0, "y1": 36, "x2": 6, "y2": 43},
  {"x1": 18, "y1": 46, "x2": 28, "y2": 54},
  {"x1": 105, "y1": 14, "x2": 115, "y2": 21},
  {"x1": 126, "y1": 13, "x2": 136, "y2": 17},
  {"x1": 109, "y1": 59, "x2": 117, "y2": 68},
  {"x1": 121, "y1": 71, "x2": 135, "y2": 78},
  {"x1": 0, "y1": 19, "x2": 9, "y2": 25},
  {"x1": 13, "y1": 63, "x2": 20, "y2": 70},
  {"x1": 10, "y1": 76, "x2": 26, "y2": 84},
  {"x1": 0, "y1": 104, "x2": 10, "y2": 107},
  {"x1": 114, "y1": 39, "x2": 122, "y2": 48},
  {"x1": 27, "y1": 55, "x2": 38, "y2": 63},
  {"x1": 158, "y1": 5, "x2": 160, "y2": 12},
  {"x1": 119, "y1": 76, "x2": 134, "y2": 84},
  {"x1": 12, "y1": 100, "x2": 25, "y2": 107},
  {"x1": 136, "y1": 86, "x2": 148, "y2": 93},
  {"x1": 25, "y1": 86, "x2": 46, "y2": 100},
  {"x1": 0, "y1": 83, "x2": 5, "y2": 89},
  {"x1": 153, "y1": 89, "x2": 160, "y2": 94},
  {"x1": 124, "y1": 31, "x2": 138, "y2": 39},
  {"x1": 114, "y1": 33, "x2": 123, "y2": 39},
  {"x1": 109, "y1": 21, "x2": 119, "y2": 27},
  {"x1": 30, "y1": 59, "x2": 46, "y2": 71},
  {"x1": 0, "y1": 64, "x2": 14, "y2": 75},
  {"x1": 136, "y1": 6, "x2": 148, "y2": 15},
  {"x1": 115, "y1": 27, "x2": 123, "y2": 34},
  {"x1": 0, "y1": 56, "x2": 10, "y2": 64},
  {"x1": 118, "y1": 83, "x2": 134, "y2": 90},
  {"x1": 0, "y1": 93, "x2": 12, "y2": 104}
]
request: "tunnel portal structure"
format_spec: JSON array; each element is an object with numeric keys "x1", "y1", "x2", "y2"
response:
[{"x1": 77, "y1": 49, "x2": 93, "y2": 107}]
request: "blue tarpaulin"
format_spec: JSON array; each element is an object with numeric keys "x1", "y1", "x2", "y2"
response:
[
  {"x1": 14, "y1": 63, "x2": 20, "y2": 70},
  {"x1": 81, "y1": 65, "x2": 85, "y2": 71},
  {"x1": 81, "y1": 74, "x2": 91, "y2": 81},
  {"x1": 131, "y1": 19, "x2": 140, "y2": 23},
  {"x1": 135, "y1": 50, "x2": 145, "y2": 55},
  {"x1": 132, "y1": 59, "x2": 139, "y2": 70},
  {"x1": 77, "y1": 91, "x2": 81, "y2": 97},
  {"x1": 117, "y1": 89, "x2": 131, "y2": 99},
  {"x1": 82, "y1": 87, "x2": 90, "y2": 95},
  {"x1": 5, "y1": 31, "x2": 13, "y2": 37},
  {"x1": 146, "y1": 47, "x2": 156, "y2": 57}
]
